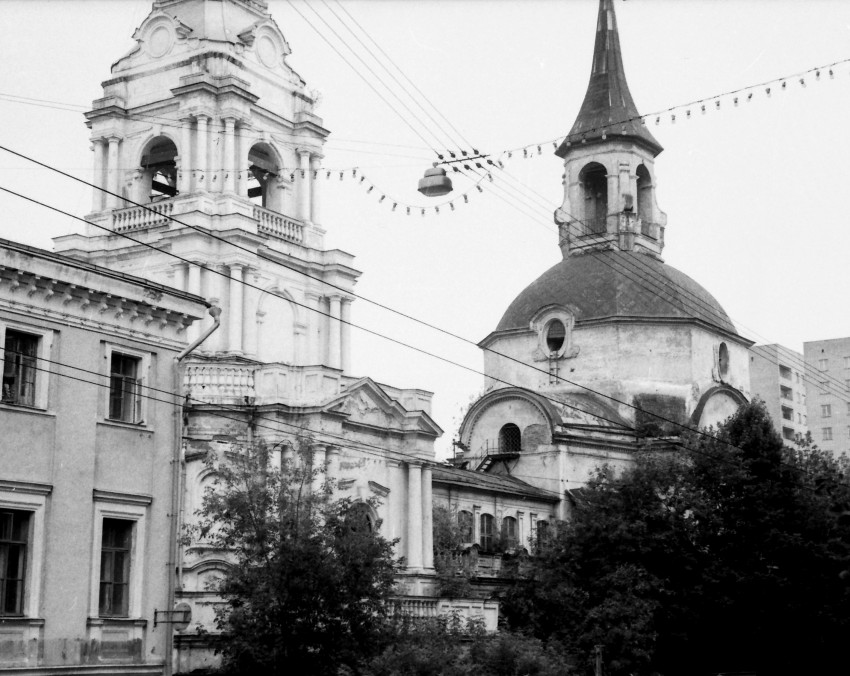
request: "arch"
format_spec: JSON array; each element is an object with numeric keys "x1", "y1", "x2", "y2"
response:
[
  {"x1": 636, "y1": 164, "x2": 653, "y2": 235},
  {"x1": 501, "y1": 516, "x2": 518, "y2": 550},
  {"x1": 479, "y1": 513, "x2": 495, "y2": 552},
  {"x1": 347, "y1": 501, "x2": 377, "y2": 533},
  {"x1": 579, "y1": 162, "x2": 608, "y2": 235},
  {"x1": 691, "y1": 384, "x2": 748, "y2": 430},
  {"x1": 139, "y1": 135, "x2": 179, "y2": 202},
  {"x1": 498, "y1": 423, "x2": 522, "y2": 454},
  {"x1": 256, "y1": 286, "x2": 298, "y2": 364},
  {"x1": 459, "y1": 387, "x2": 561, "y2": 450},
  {"x1": 247, "y1": 142, "x2": 283, "y2": 211}
]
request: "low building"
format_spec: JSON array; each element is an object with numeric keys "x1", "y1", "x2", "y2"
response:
[
  {"x1": 0, "y1": 238, "x2": 208, "y2": 674},
  {"x1": 803, "y1": 337, "x2": 850, "y2": 455},
  {"x1": 749, "y1": 344, "x2": 809, "y2": 443}
]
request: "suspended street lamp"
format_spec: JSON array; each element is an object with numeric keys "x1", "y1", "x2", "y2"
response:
[{"x1": 417, "y1": 163, "x2": 453, "y2": 197}]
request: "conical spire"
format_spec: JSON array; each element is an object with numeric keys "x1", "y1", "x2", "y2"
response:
[{"x1": 555, "y1": 0, "x2": 662, "y2": 158}]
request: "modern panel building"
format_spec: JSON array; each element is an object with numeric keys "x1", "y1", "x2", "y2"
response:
[
  {"x1": 749, "y1": 344, "x2": 809, "y2": 443},
  {"x1": 804, "y1": 337, "x2": 850, "y2": 455}
]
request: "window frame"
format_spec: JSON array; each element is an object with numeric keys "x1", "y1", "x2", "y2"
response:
[
  {"x1": 823, "y1": 427, "x2": 833, "y2": 442},
  {"x1": 90, "y1": 496, "x2": 148, "y2": 620},
  {"x1": 0, "y1": 483, "x2": 48, "y2": 618},
  {"x1": 103, "y1": 344, "x2": 150, "y2": 426},
  {"x1": 479, "y1": 513, "x2": 495, "y2": 553},
  {"x1": 0, "y1": 322, "x2": 52, "y2": 411}
]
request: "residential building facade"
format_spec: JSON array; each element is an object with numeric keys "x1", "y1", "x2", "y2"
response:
[
  {"x1": 804, "y1": 337, "x2": 850, "y2": 455},
  {"x1": 0, "y1": 238, "x2": 208, "y2": 674},
  {"x1": 749, "y1": 344, "x2": 809, "y2": 443}
]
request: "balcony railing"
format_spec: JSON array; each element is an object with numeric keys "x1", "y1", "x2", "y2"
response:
[
  {"x1": 254, "y1": 206, "x2": 304, "y2": 244},
  {"x1": 112, "y1": 199, "x2": 174, "y2": 232},
  {"x1": 184, "y1": 364, "x2": 255, "y2": 402}
]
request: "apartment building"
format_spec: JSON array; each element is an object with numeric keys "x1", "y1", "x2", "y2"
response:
[
  {"x1": 803, "y1": 337, "x2": 850, "y2": 455},
  {"x1": 749, "y1": 344, "x2": 809, "y2": 443}
]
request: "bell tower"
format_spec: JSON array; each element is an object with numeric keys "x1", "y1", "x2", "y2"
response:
[
  {"x1": 55, "y1": 0, "x2": 357, "y2": 369},
  {"x1": 554, "y1": 0, "x2": 667, "y2": 260}
]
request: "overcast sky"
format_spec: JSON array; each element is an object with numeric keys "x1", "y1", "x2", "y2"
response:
[{"x1": 2, "y1": 0, "x2": 849, "y2": 457}]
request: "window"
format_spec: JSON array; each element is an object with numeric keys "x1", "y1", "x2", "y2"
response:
[
  {"x1": 109, "y1": 353, "x2": 142, "y2": 423},
  {"x1": 501, "y1": 516, "x2": 518, "y2": 550},
  {"x1": 479, "y1": 514, "x2": 494, "y2": 552},
  {"x1": 0, "y1": 510, "x2": 29, "y2": 616},
  {"x1": 781, "y1": 406, "x2": 793, "y2": 421},
  {"x1": 822, "y1": 404, "x2": 832, "y2": 418},
  {"x1": 457, "y1": 510, "x2": 473, "y2": 543},
  {"x1": 536, "y1": 520, "x2": 550, "y2": 551},
  {"x1": 820, "y1": 381, "x2": 829, "y2": 395},
  {"x1": 2, "y1": 330, "x2": 38, "y2": 407},
  {"x1": 782, "y1": 427, "x2": 795, "y2": 441},
  {"x1": 99, "y1": 519, "x2": 132, "y2": 617},
  {"x1": 718, "y1": 342, "x2": 729, "y2": 378},
  {"x1": 818, "y1": 358, "x2": 829, "y2": 371},
  {"x1": 823, "y1": 427, "x2": 833, "y2": 442},
  {"x1": 797, "y1": 413, "x2": 802, "y2": 424},
  {"x1": 846, "y1": 401, "x2": 850, "y2": 416},
  {"x1": 779, "y1": 364, "x2": 792, "y2": 380},
  {"x1": 346, "y1": 503, "x2": 374, "y2": 533},
  {"x1": 498, "y1": 423, "x2": 521, "y2": 454},
  {"x1": 546, "y1": 320, "x2": 566, "y2": 353},
  {"x1": 846, "y1": 379, "x2": 850, "y2": 391},
  {"x1": 844, "y1": 356, "x2": 850, "y2": 369},
  {"x1": 780, "y1": 385, "x2": 792, "y2": 401}
]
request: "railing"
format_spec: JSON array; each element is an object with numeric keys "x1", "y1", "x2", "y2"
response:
[
  {"x1": 392, "y1": 597, "x2": 440, "y2": 619},
  {"x1": 184, "y1": 364, "x2": 255, "y2": 401},
  {"x1": 254, "y1": 206, "x2": 304, "y2": 244},
  {"x1": 112, "y1": 199, "x2": 175, "y2": 232}
]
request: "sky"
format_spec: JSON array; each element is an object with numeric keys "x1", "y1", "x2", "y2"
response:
[{"x1": 1, "y1": 0, "x2": 850, "y2": 457}]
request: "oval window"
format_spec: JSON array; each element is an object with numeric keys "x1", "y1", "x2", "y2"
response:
[
  {"x1": 546, "y1": 320, "x2": 566, "y2": 352},
  {"x1": 718, "y1": 342, "x2": 729, "y2": 378}
]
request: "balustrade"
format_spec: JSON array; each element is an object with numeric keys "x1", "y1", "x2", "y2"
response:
[
  {"x1": 183, "y1": 364, "x2": 255, "y2": 401},
  {"x1": 254, "y1": 206, "x2": 304, "y2": 244},
  {"x1": 112, "y1": 199, "x2": 174, "y2": 232}
]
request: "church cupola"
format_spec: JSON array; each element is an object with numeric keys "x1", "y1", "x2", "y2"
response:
[{"x1": 554, "y1": 0, "x2": 667, "y2": 260}]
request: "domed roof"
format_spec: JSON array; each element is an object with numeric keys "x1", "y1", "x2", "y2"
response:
[{"x1": 495, "y1": 250, "x2": 737, "y2": 335}]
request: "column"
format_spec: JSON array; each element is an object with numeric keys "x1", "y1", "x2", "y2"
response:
[
  {"x1": 106, "y1": 136, "x2": 121, "y2": 209},
  {"x1": 297, "y1": 150, "x2": 311, "y2": 222},
  {"x1": 311, "y1": 444, "x2": 327, "y2": 495},
  {"x1": 223, "y1": 117, "x2": 236, "y2": 194},
  {"x1": 243, "y1": 276, "x2": 259, "y2": 358},
  {"x1": 91, "y1": 139, "x2": 105, "y2": 211},
  {"x1": 328, "y1": 295, "x2": 341, "y2": 370},
  {"x1": 605, "y1": 171, "x2": 617, "y2": 233},
  {"x1": 179, "y1": 117, "x2": 192, "y2": 194},
  {"x1": 516, "y1": 510, "x2": 525, "y2": 551},
  {"x1": 187, "y1": 262, "x2": 203, "y2": 343},
  {"x1": 305, "y1": 293, "x2": 322, "y2": 365},
  {"x1": 406, "y1": 462, "x2": 423, "y2": 570},
  {"x1": 235, "y1": 121, "x2": 247, "y2": 197},
  {"x1": 340, "y1": 298, "x2": 352, "y2": 375},
  {"x1": 310, "y1": 154, "x2": 323, "y2": 225},
  {"x1": 207, "y1": 264, "x2": 226, "y2": 353},
  {"x1": 228, "y1": 264, "x2": 244, "y2": 353},
  {"x1": 421, "y1": 464, "x2": 434, "y2": 570},
  {"x1": 326, "y1": 446, "x2": 340, "y2": 489},
  {"x1": 196, "y1": 115, "x2": 209, "y2": 192}
]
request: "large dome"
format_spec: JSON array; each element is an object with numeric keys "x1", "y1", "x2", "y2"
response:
[{"x1": 496, "y1": 250, "x2": 737, "y2": 335}]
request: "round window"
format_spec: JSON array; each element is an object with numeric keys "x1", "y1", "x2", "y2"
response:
[
  {"x1": 546, "y1": 320, "x2": 566, "y2": 353},
  {"x1": 718, "y1": 342, "x2": 729, "y2": 378}
]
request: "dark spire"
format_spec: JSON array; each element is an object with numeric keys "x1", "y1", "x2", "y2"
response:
[{"x1": 555, "y1": 0, "x2": 662, "y2": 158}]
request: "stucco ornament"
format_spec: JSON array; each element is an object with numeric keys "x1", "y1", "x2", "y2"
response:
[{"x1": 530, "y1": 305, "x2": 579, "y2": 362}]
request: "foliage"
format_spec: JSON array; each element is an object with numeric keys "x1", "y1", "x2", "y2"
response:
[
  {"x1": 190, "y1": 438, "x2": 400, "y2": 676},
  {"x1": 432, "y1": 505, "x2": 474, "y2": 597},
  {"x1": 365, "y1": 612, "x2": 573, "y2": 676},
  {"x1": 503, "y1": 401, "x2": 850, "y2": 675}
]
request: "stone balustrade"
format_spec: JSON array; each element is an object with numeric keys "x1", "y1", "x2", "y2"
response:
[
  {"x1": 184, "y1": 364, "x2": 255, "y2": 402},
  {"x1": 254, "y1": 206, "x2": 304, "y2": 244},
  {"x1": 112, "y1": 199, "x2": 175, "y2": 232}
]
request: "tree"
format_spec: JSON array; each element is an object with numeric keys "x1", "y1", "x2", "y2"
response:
[
  {"x1": 503, "y1": 401, "x2": 850, "y2": 675},
  {"x1": 190, "y1": 438, "x2": 400, "y2": 675}
]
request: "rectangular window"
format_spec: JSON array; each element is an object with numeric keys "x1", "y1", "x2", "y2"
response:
[
  {"x1": 782, "y1": 427, "x2": 796, "y2": 441},
  {"x1": 823, "y1": 427, "x2": 833, "y2": 442},
  {"x1": 780, "y1": 385, "x2": 793, "y2": 401},
  {"x1": 479, "y1": 513, "x2": 494, "y2": 553},
  {"x1": 822, "y1": 404, "x2": 832, "y2": 418},
  {"x1": 109, "y1": 353, "x2": 142, "y2": 423},
  {"x1": 2, "y1": 330, "x2": 38, "y2": 407},
  {"x1": 99, "y1": 519, "x2": 132, "y2": 617},
  {"x1": 819, "y1": 358, "x2": 829, "y2": 371},
  {"x1": 844, "y1": 356, "x2": 850, "y2": 369},
  {"x1": 781, "y1": 406, "x2": 793, "y2": 421},
  {"x1": 820, "y1": 381, "x2": 829, "y2": 395},
  {"x1": 0, "y1": 510, "x2": 29, "y2": 616},
  {"x1": 457, "y1": 510, "x2": 473, "y2": 543},
  {"x1": 779, "y1": 364, "x2": 792, "y2": 380}
]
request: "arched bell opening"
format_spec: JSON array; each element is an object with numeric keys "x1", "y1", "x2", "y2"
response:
[
  {"x1": 247, "y1": 143, "x2": 281, "y2": 211},
  {"x1": 579, "y1": 162, "x2": 607, "y2": 235},
  {"x1": 636, "y1": 164, "x2": 653, "y2": 236},
  {"x1": 140, "y1": 137, "x2": 178, "y2": 203},
  {"x1": 498, "y1": 423, "x2": 521, "y2": 454}
]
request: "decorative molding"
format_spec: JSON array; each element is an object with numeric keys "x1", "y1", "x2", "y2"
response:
[
  {"x1": 367, "y1": 480, "x2": 390, "y2": 498},
  {"x1": 92, "y1": 489, "x2": 153, "y2": 506},
  {"x1": 0, "y1": 480, "x2": 53, "y2": 497}
]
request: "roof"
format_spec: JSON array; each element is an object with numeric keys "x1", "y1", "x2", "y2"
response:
[
  {"x1": 555, "y1": 0, "x2": 662, "y2": 157},
  {"x1": 432, "y1": 465, "x2": 559, "y2": 502},
  {"x1": 494, "y1": 250, "x2": 737, "y2": 336}
]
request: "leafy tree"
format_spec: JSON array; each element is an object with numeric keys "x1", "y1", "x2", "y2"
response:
[
  {"x1": 503, "y1": 401, "x2": 850, "y2": 675},
  {"x1": 190, "y1": 438, "x2": 400, "y2": 675},
  {"x1": 432, "y1": 505, "x2": 474, "y2": 597}
]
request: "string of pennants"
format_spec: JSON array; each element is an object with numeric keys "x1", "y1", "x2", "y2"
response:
[{"x1": 185, "y1": 55, "x2": 850, "y2": 215}]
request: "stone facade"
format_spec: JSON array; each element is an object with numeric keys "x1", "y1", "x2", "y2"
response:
[{"x1": 0, "y1": 238, "x2": 208, "y2": 674}]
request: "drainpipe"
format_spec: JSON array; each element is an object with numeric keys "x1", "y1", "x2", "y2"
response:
[{"x1": 166, "y1": 305, "x2": 221, "y2": 676}]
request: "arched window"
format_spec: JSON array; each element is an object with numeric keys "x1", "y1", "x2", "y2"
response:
[
  {"x1": 480, "y1": 513, "x2": 495, "y2": 552},
  {"x1": 140, "y1": 137, "x2": 178, "y2": 202},
  {"x1": 579, "y1": 162, "x2": 607, "y2": 235},
  {"x1": 247, "y1": 143, "x2": 280, "y2": 210},
  {"x1": 457, "y1": 510, "x2": 473, "y2": 543},
  {"x1": 718, "y1": 342, "x2": 729, "y2": 378},
  {"x1": 636, "y1": 164, "x2": 652, "y2": 235},
  {"x1": 498, "y1": 423, "x2": 521, "y2": 454},
  {"x1": 346, "y1": 502, "x2": 374, "y2": 533},
  {"x1": 546, "y1": 319, "x2": 566, "y2": 353},
  {"x1": 501, "y1": 516, "x2": 518, "y2": 550}
]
